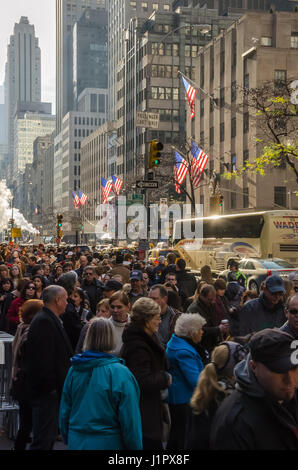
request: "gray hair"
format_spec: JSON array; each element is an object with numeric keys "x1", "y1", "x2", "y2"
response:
[
  {"x1": 83, "y1": 317, "x2": 116, "y2": 353},
  {"x1": 84, "y1": 265, "x2": 96, "y2": 274},
  {"x1": 174, "y1": 313, "x2": 206, "y2": 339},
  {"x1": 43, "y1": 285, "x2": 67, "y2": 305},
  {"x1": 57, "y1": 271, "x2": 78, "y2": 296}
]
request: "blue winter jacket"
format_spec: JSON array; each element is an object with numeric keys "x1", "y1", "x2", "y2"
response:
[
  {"x1": 166, "y1": 335, "x2": 204, "y2": 405},
  {"x1": 59, "y1": 351, "x2": 143, "y2": 450}
]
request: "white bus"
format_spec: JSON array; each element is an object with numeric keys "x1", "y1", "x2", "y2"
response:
[{"x1": 173, "y1": 210, "x2": 298, "y2": 273}]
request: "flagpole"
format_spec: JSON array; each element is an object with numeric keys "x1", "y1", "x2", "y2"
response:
[{"x1": 178, "y1": 70, "x2": 219, "y2": 106}]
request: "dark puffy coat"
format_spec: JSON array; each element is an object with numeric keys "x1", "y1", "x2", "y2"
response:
[
  {"x1": 187, "y1": 298, "x2": 221, "y2": 353},
  {"x1": 80, "y1": 278, "x2": 103, "y2": 315},
  {"x1": 210, "y1": 356, "x2": 298, "y2": 450},
  {"x1": 25, "y1": 307, "x2": 73, "y2": 399},
  {"x1": 239, "y1": 292, "x2": 286, "y2": 336},
  {"x1": 120, "y1": 325, "x2": 169, "y2": 442},
  {"x1": 176, "y1": 270, "x2": 197, "y2": 299},
  {"x1": 61, "y1": 300, "x2": 85, "y2": 350}
]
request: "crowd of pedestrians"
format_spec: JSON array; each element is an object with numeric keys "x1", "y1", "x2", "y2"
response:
[{"x1": 0, "y1": 244, "x2": 297, "y2": 450}]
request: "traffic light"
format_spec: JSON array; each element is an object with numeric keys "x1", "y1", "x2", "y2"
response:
[
  {"x1": 149, "y1": 139, "x2": 163, "y2": 169},
  {"x1": 219, "y1": 195, "x2": 224, "y2": 207},
  {"x1": 57, "y1": 214, "x2": 63, "y2": 239},
  {"x1": 57, "y1": 214, "x2": 63, "y2": 228}
]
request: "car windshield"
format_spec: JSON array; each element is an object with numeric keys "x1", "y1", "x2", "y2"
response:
[{"x1": 260, "y1": 259, "x2": 296, "y2": 269}]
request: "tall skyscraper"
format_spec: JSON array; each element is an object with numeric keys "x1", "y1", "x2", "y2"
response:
[
  {"x1": 108, "y1": 1, "x2": 173, "y2": 121},
  {"x1": 73, "y1": 8, "x2": 108, "y2": 106},
  {"x1": 56, "y1": 0, "x2": 107, "y2": 133},
  {"x1": 7, "y1": 17, "x2": 41, "y2": 174}
]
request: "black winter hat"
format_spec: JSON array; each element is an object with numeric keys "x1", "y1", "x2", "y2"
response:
[{"x1": 249, "y1": 329, "x2": 297, "y2": 373}]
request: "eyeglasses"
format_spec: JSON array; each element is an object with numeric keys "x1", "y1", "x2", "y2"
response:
[
  {"x1": 288, "y1": 309, "x2": 298, "y2": 316},
  {"x1": 85, "y1": 272, "x2": 93, "y2": 276},
  {"x1": 27, "y1": 286, "x2": 35, "y2": 290}
]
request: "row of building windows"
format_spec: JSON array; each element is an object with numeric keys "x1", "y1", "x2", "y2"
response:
[
  {"x1": 150, "y1": 108, "x2": 180, "y2": 122},
  {"x1": 129, "y1": 2, "x2": 170, "y2": 11},
  {"x1": 74, "y1": 116, "x2": 104, "y2": 126},
  {"x1": 151, "y1": 87, "x2": 179, "y2": 100},
  {"x1": 151, "y1": 65, "x2": 195, "y2": 80},
  {"x1": 151, "y1": 42, "x2": 179, "y2": 57}
]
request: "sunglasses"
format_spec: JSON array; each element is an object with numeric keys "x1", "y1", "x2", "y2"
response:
[
  {"x1": 85, "y1": 272, "x2": 93, "y2": 276},
  {"x1": 288, "y1": 309, "x2": 298, "y2": 316},
  {"x1": 27, "y1": 286, "x2": 35, "y2": 290}
]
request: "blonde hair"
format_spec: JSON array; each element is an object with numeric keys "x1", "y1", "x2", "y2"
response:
[
  {"x1": 83, "y1": 317, "x2": 116, "y2": 353},
  {"x1": 190, "y1": 344, "x2": 229, "y2": 415},
  {"x1": 96, "y1": 298, "x2": 110, "y2": 311}
]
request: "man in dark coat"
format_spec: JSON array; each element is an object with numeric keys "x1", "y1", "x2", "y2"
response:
[
  {"x1": 80, "y1": 266, "x2": 103, "y2": 316},
  {"x1": 210, "y1": 329, "x2": 298, "y2": 450},
  {"x1": 187, "y1": 285, "x2": 229, "y2": 353},
  {"x1": 25, "y1": 285, "x2": 73, "y2": 450},
  {"x1": 149, "y1": 284, "x2": 181, "y2": 348},
  {"x1": 175, "y1": 259, "x2": 197, "y2": 300},
  {"x1": 75, "y1": 255, "x2": 89, "y2": 280},
  {"x1": 239, "y1": 275, "x2": 286, "y2": 336},
  {"x1": 280, "y1": 294, "x2": 298, "y2": 339}
]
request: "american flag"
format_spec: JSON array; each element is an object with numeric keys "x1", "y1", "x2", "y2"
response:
[
  {"x1": 174, "y1": 151, "x2": 189, "y2": 193},
  {"x1": 72, "y1": 191, "x2": 80, "y2": 209},
  {"x1": 182, "y1": 76, "x2": 197, "y2": 120},
  {"x1": 111, "y1": 175, "x2": 123, "y2": 196},
  {"x1": 78, "y1": 189, "x2": 88, "y2": 207},
  {"x1": 101, "y1": 178, "x2": 113, "y2": 204},
  {"x1": 191, "y1": 141, "x2": 209, "y2": 189}
]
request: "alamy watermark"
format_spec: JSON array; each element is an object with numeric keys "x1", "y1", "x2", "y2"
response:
[{"x1": 95, "y1": 198, "x2": 203, "y2": 243}]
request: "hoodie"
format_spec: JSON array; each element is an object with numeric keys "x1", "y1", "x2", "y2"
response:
[
  {"x1": 59, "y1": 350, "x2": 142, "y2": 450},
  {"x1": 210, "y1": 355, "x2": 298, "y2": 449}
]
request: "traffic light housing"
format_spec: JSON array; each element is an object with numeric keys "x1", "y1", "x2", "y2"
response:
[
  {"x1": 57, "y1": 214, "x2": 63, "y2": 228},
  {"x1": 219, "y1": 195, "x2": 224, "y2": 207},
  {"x1": 149, "y1": 139, "x2": 163, "y2": 169},
  {"x1": 57, "y1": 214, "x2": 63, "y2": 239}
]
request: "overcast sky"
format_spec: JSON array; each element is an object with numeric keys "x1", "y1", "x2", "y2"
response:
[{"x1": 0, "y1": 0, "x2": 55, "y2": 110}]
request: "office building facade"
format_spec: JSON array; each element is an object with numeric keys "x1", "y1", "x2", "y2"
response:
[
  {"x1": 13, "y1": 101, "x2": 55, "y2": 174},
  {"x1": 56, "y1": 0, "x2": 107, "y2": 133},
  {"x1": 73, "y1": 8, "x2": 108, "y2": 106},
  {"x1": 7, "y1": 17, "x2": 41, "y2": 178},
  {"x1": 189, "y1": 11, "x2": 298, "y2": 214}
]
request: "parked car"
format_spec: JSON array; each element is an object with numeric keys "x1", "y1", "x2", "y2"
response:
[{"x1": 218, "y1": 257, "x2": 298, "y2": 293}]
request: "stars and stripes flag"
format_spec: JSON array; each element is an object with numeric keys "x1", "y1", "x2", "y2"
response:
[
  {"x1": 181, "y1": 76, "x2": 197, "y2": 120},
  {"x1": 101, "y1": 178, "x2": 113, "y2": 204},
  {"x1": 72, "y1": 191, "x2": 80, "y2": 209},
  {"x1": 191, "y1": 141, "x2": 209, "y2": 188},
  {"x1": 111, "y1": 175, "x2": 123, "y2": 196},
  {"x1": 78, "y1": 189, "x2": 88, "y2": 207},
  {"x1": 174, "y1": 151, "x2": 189, "y2": 193}
]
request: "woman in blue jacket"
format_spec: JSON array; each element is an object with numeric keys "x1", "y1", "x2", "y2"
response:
[
  {"x1": 166, "y1": 313, "x2": 206, "y2": 449},
  {"x1": 59, "y1": 317, "x2": 142, "y2": 450}
]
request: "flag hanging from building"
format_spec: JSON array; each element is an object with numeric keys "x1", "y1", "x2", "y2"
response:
[
  {"x1": 181, "y1": 76, "x2": 197, "y2": 120},
  {"x1": 174, "y1": 151, "x2": 189, "y2": 193},
  {"x1": 111, "y1": 175, "x2": 123, "y2": 196},
  {"x1": 101, "y1": 178, "x2": 113, "y2": 204},
  {"x1": 78, "y1": 189, "x2": 88, "y2": 207},
  {"x1": 191, "y1": 141, "x2": 209, "y2": 189},
  {"x1": 72, "y1": 191, "x2": 80, "y2": 209}
]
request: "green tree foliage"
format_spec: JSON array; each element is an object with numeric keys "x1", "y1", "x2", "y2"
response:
[{"x1": 224, "y1": 80, "x2": 298, "y2": 184}]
